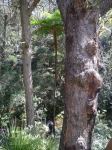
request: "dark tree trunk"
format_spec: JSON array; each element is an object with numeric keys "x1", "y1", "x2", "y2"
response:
[
  {"x1": 53, "y1": 29, "x2": 58, "y2": 86},
  {"x1": 0, "y1": 14, "x2": 7, "y2": 76},
  {"x1": 20, "y1": 0, "x2": 35, "y2": 127},
  {"x1": 2, "y1": 15, "x2": 7, "y2": 55},
  {"x1": 53, "y1": 28, "x2": 58, "y2": 136},
  {"x1": 57, "y1": 1, "x2": 103, "y2": 150}
]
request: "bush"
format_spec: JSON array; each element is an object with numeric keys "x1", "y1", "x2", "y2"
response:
[
  {"x1": 92, "y1": 116, "x2": 112, "y2": 150},
  {"x1": 1, "y1": 127, "x2": 58, "y2": 150}
]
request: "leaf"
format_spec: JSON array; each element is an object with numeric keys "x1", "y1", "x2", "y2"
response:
[{"x1": 31, "y1": 10, "x2": 63, "y2": 36}]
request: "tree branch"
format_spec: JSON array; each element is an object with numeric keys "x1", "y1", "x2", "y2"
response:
[
  {"x1": 28, "y1": 0, "x2": 40, "y2": 13},
  {"x1": 100, "y1": 0, "x2": 112, "y2": 16},
  {"x1": 56, "y1": 0, "x2": 68, "y2": 21}
]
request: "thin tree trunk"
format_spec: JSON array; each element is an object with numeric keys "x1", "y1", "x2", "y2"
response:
[
  {"x1": 1, "y1": 14, "x2": 7, "y2": 58},
  {"x1": 0, "y1": 14, "x2": 7, "y2": 76},
  {"x1": 53, "y1": 28, "x2": 58, "y2": 136},
  {"x1": 53, "y1": 29, "x2": 58, "y2": 89},
  {"x1": 20, "y1": 0, "x2": 35, "y2": 127},
  {"x1": 3, "y1": 15, "x2": 7, "y2": 48},
  {"x1": 57, "y1": 1, "x2": 103, "y2": 150}
]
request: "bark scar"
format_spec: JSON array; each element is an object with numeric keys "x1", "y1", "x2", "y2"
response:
[{"x1": 72, "y1": 68, "x2": 103, "y2": 90}]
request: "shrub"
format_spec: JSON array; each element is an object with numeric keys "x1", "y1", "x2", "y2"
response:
[
  {"x1": 1, "y1": 127, "x2": 58, "y2": 150},
  {"x1": 92, "y1": 116, "x2": 112, "y2": 150}
]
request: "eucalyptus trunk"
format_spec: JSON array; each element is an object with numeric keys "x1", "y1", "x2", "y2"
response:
[
  {"x1": 57, "y1": 1, "x2": 103, "y2": 150},
  {"x1": 20, "y1": 0, "x2": 35, "y2": 127}
]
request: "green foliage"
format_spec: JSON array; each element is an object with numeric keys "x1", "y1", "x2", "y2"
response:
[
  {"x1": 98, "y1": 9, "x2": 112, "y2": 121},
  {"x1": 32, "y1": 39, "x2": 64, "y2": 120},
  {"x1": 31, "y1": 10, "x2": 63, "y2": 35},
  {"x1": 1, "y1": 127, "x2": 58, "y2": 150},
  {"x1": 92, "y1": 116, "x2": 112, "y2": 150},
  {"x1": 1, "y1": 2, "x2": 112, "y2": 150},
  {"x1": 31, "y1": 8, "x2": 64, "y2": 121}
]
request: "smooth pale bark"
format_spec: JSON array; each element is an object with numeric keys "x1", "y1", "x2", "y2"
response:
[
  {"x1": 20, "y1": 0, "x2": 34, "y2": 127},
  {"x1": 20, "y1": 0, "x2": 40, "y2": 127},
  {"x1": 57, "y1": 1, "x2": 103, "y2": 150}
]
